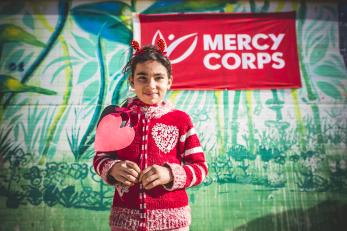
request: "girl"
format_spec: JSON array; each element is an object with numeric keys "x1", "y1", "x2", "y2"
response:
[{"x1": 93, "y1": 40, "x2": 208, "y2": 231}]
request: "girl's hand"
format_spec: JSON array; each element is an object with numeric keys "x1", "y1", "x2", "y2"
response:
[
  {"x1": 139, "y1": 164, "x2": 173, "y2": 190},
  {"x1": 109, "y1": 160, "x2": 141, "y2": 186}
]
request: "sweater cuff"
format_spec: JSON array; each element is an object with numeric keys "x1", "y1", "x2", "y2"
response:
[
  {"x1": 101, "y1": 159, "x2": 121, "y2": 185},
  {"x1": 163, "y1": 163, "x2": 187, "y2": 191}
]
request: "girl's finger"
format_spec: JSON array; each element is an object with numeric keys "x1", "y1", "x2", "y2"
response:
[
  {"x1": 142, "y1": 174, "x2": 159, "y2": 187},
  {"x1": 119, "y1": 172, "x2": 137, "y2": 183},
  {"x1": 144, "y1": 179, "x2": 161, "y2": 190},
  {"x1": 123, "y1": 168, "x2": 140, "y2": 179},
  {"x1": 125, "y1": 161, "x2": 141, "y2": 174},
  {"x1": 115, "y1": 175, "x2": 134, "y2": 186},
  {"x1": 139, "y1": 167, "x2": 154, "y2": 182}
]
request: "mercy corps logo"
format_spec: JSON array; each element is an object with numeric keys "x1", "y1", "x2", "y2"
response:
[{"x1": 151, "y1": 30, "x2": 286, "y2": 71}]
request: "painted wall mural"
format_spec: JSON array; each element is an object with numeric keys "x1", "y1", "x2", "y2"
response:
[{"x1": 0, "y1": 0, "x2": 346, "y2": 230}]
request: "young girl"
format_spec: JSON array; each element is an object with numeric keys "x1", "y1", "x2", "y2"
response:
[{"x1": 93, "y1": 40, "x2": 208, "y2": 231}]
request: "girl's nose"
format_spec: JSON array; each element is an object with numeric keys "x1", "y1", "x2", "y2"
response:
[{"x1": 148, "y1": 78, "x2": 156, "y2": 88}]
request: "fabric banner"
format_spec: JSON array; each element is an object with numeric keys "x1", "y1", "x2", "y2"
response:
[{"x1": 133, "y1": 12, "x2": 301, "y2": 90}]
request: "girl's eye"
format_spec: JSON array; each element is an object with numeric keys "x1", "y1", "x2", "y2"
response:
[{"x1": 138, "y1": 76, "x2": 146, "y2": 81}]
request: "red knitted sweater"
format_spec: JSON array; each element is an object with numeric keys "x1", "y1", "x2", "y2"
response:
[{"x1": 93, "y1": 97, "x2": 208, "y2": 231}]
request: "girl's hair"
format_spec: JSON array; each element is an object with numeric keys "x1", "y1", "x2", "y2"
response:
[{"x1": 123, "y1": 45, "x2": 172, "y2": 78}]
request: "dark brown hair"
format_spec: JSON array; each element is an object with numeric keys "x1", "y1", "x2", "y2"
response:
[{"x1": 123, "y1": 45, "x2": 172, "y2": 78}]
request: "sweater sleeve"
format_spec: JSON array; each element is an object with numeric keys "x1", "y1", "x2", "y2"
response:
[
  {"x1": 164, "y1": 114, "x2": 208, "y2": 191},
  {"x1": 93, "y1": 151, "x2": 120, "y2": 185}
]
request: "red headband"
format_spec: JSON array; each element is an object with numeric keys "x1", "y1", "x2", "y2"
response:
[{"x1": 131, "y1": 39, "x2": 167, "y2": 56}]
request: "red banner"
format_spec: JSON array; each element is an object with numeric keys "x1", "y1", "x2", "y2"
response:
[{"x1": 133, "y1": 12, "x2": 301, "y2": 90}]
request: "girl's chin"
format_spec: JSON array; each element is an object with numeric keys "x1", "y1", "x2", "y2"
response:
[
  {"x1": 140, "y1": 96, "x2": 163, "y2": 105},
  {"x1": 145, "y1": 100, "x2": 162, "y2": 105}
]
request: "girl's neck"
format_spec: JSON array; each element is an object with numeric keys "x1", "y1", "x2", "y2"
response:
[
  {"x1": 127, "y1": 96, "x2": 173, "y2": 119},
  {"x1": 129, "y1": 96, "x2": 165, "y2": 107}
]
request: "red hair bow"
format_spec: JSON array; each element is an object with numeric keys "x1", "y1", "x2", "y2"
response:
[
  {"x1": 130, "y1": 39, "x2": 167, "y2": 56},
  {"x1": 131, "y1": 40, "x2": 140, "y2": 55}
]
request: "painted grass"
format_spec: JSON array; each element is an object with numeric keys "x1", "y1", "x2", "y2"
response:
[{"x1": 1, "y1": 183, "x2": 347, "y2": 231}]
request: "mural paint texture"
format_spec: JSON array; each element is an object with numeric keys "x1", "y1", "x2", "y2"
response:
[{"x1": 0, "y1": 0, "x2": 346, "y2": 230}]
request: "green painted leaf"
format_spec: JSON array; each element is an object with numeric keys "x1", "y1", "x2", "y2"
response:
[
  {"x1": 316, "y1": 81, "x2": 341, "y2": 100},
  {"x1": 51, "y1": 61, "x2": 80, "y2": 83},
  {"x1": 0, "y1": 43, "x2": 17, "y2": 67},
  {"x1": 20, "y1": 51, "x2": 34, "y2": 66},
  {"x1": 307, "y1": 30, "x2": 324, "y2": 51},
  {"x1": 249, "y1": 0, "x2": 256, "y2": 12},
  {"x1": 71, "y1": 45, "x2": 87, "y2": 59},
  {"x1": 111, "y1": 75, "x2": 128, "y2": 105},
  {"x1": 43, "y1": 56, "x2": 79, "y2": 73},
  {"x1": 78, "y1": 61, "x2": 98, "y2": 84},
  {"x1": 4, "y1": 98, "x2": 28, "y2": 119},
  {"x1": 5, "y1": 49, "x2": 25, "y2": 69},
  {"x1": 105, "y1": 41, "x2": 118, "y2": 52},
  {"x1": 71, "y1": 2, "x2": 132, "y2": 44},
  {"x1": 108, "y1": 51, "x2": 126, "y2": 77},
  {"x1": 0, "y1": 24, "x2": 45, "y2": 47},
  {"x1": 314, "y1": 64, "x2": 346, "y2": 79},
  {"x1": 309, "y1": 36, "x2": 328, "y2": 64},
  {"x1": 261, "y1": 0, "x2": 270, "y2": 12},
  {"x1": 13, "y1": 123, "x2": 19, "y2": 140},
  {"x1": 72, "y1": 33, "x2": 95, "y2": 57},
  {"x1": 22, "y1": 11, "x2": 34, "y2": 30},
  {"x1": 143, "y1": 0, "x2": 229, "y2": 13},
  {"x1": 83, "y1": 80, "x2": 100, "y2": 102}
]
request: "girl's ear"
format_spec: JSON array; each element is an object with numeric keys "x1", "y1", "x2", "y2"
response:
[
  {"x1": 168, "y1": 75, "x2": 173, "y2": 89},
  {"x1": 129, "y1": 77, "x2": 134, "y2": 88}
]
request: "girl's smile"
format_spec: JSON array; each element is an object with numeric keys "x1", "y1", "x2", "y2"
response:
[{"x1": 130, "y1": 60, "x2": 172, "y2": 105}]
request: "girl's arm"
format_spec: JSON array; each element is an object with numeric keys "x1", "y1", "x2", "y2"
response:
[
  {"x1": 93, "y1": 104, "x2": 140, "y2": 186},
  {"x1": 93, "y1": 105, "x2": 121, "y2": 185},
  {"x1": 164, "y1": 115, "x2": 208, "y2": 191}
]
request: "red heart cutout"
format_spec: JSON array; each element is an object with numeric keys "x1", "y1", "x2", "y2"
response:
[{"x1": 94, "y1": 114, "x2": 135, "y2": 152}]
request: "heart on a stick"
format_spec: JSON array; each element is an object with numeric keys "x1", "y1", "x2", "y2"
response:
[{"x1": 94, "y1": 113, "x2": 135, "y2": 152}]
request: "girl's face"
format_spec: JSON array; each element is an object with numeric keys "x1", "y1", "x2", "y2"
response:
[{"x1": 130, "y1": 60, "x2": 172, "y2": 105}]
